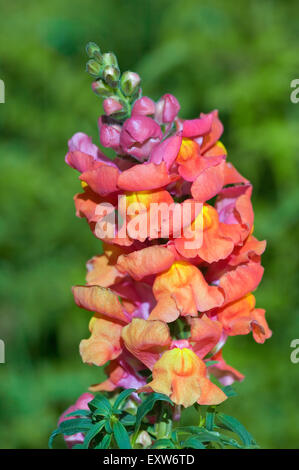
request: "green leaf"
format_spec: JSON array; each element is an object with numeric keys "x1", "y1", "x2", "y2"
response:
[
  {"x1": 48, "y1": 429, "x2": 61, "y2": 449},
  {"x1": 182, "y1": 437, "x2": 206, "y2": 449},
  {"x1": 120, "y1": 413, "x2": 136, "y2": 426},
  {"x1": 49, "y1": 418, "x2": 92, "y2": 448},
  {"x1": 82, "y1": 420, "x2": 106, "y2": 449},
  {"x1": 221, "y1": 385, "x2": 238, "y2": 398},
  {"x1": 88, "y1": 395, "x2": 112, "y2": 417},
  {"x1": 216, "y1": 413, "x2": 256, "y2": 447},
  {"x1": 219, "y1": 435, "x2": 244, "y2": 449},
  {"x1": 206, "y1": 408, "x2": 215, "y2": 431},
  {"x1": 113, "y1": 421, "x2": 132, "y2": 449},
  {"x1": 105, "y1": 420, "x2": 113, "y2": 433},
  {"x1": 59, "y1": 418, "x2": 92, "y2": 435},
  {"x1": 151, "y1": 438, "x2": 175, "y2": 449},
  {"x1": 65, "y1": 409, "x2": 91, "y2": 418},
  {"x1": 94, "y1": 434, "x2": 112, "y2": 449},
  {"x1": 135, "y1": 393, "x2": 173, "y2": 430},
  {"x1": 112, "y1": 388, "x2": 135, "y2": 411},
  {"x1": 176, "y1": 426, "x2": 222, "y2": 444}
]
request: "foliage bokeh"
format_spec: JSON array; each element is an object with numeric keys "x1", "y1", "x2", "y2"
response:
[{"x1": 0, "y1": 0, "x2": 298, "y2": 448}]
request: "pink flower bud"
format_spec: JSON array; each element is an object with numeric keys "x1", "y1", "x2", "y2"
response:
[
  {"x1": 58, "y1": 393, "x2": 94, "y2": 449},
  {"x1": 132, "y1": 96, "x2": 155, "y2": 116},
  {"x1": 103, "y1": 97, "x2": 123, "y2": 116},
  {"x1": 120, "y1": 115, "x2": 162, "y2": 161},
  {"x1": 155, "y1": 93, "x2": 180, "y2": 124},
  {"x1": 98, "y1": 117, "x2": 123, "y2": 153}
]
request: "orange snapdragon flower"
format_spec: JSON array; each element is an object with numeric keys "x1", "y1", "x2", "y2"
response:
[
  {"x1": 149, "y1": 260, "x2": 224, "y2": 322},
  {"x1": 121, "y1": 316, "x2": 227, "y2": 407}
]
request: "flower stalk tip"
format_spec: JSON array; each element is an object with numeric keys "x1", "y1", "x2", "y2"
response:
[{"x1": 85, "y1": 42, "x2": 141, "y2": 122}]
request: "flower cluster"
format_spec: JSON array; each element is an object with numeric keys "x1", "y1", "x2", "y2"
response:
[{"x1": 65, "y1": 44, "x2": 271, "y2": 412}]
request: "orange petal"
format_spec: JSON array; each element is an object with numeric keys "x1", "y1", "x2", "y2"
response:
[
  {"x1": 145, "y1": 348, "x2": 226, "y2": 407},
  {"x1": 149, "y1": 261, "x2": 224, "y2": 321},
  {"x1": 191, "y1": 161, "x2": 225, "y2": 202},
  {"x1": 148, "y1": 295, "x2": 180, "y2": 322},
  {"x1": 251, "y1": 308, "x2": 272, "y2": 344},
  {"x1": 74, "y1": 187, "x2": 103, "y2": 223},
  {"x1": 72, "y1": 285, "x2": 128, "y2": 323},
  {"x1": 66, "y1": 150, "x2": 99, "y2": 173},
  {"x1": 175, "y1": 204, "x2": 234, "y2": 262},
  {"x1": 89, "y1": 361, "x2": 125, "y2": 392},
  {"x1": 196, "y1": 377, "x2": 228, "y2": 405},
  {"x1": 80, "y1": 165, "x2": 119, "y2": 196},
  {"x1": 223, "y1": 162, "x2": 249, "y2": 185},
  {"x1": 228, "y1": 235, "x2": 266, "y2": 266},
  {"x1": 125, "y1": 189, "x2": 174, "y2": 242},
  {"x1": 122, "y1": 318, "x2": 171, "y2": 369},
  {"x1": 80, "y1": 317, "x2": 122, "y2": 366},
  {"x1": 189, "y1": 314, "x2": 223, "y2": 359},
  {"x1": 200, "y1": 110, "x2": 223, "y2": 154},
  {"x1": 86, "y1": 254, "x2": 125, "y2": 287},
  {"x1": 217, "y1": 294, "x2": 256, "y2": 336},
  {"x1": 117, "y1": 246, "x2": 175, "y2": 281},
  {"x1": 218, "y1": 261, "x2": 264, "y2": 305}
]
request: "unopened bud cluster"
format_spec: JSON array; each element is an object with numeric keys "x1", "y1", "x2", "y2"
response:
[{"x1": 86, "y1": 42, "x2": 141, "y2": 120}]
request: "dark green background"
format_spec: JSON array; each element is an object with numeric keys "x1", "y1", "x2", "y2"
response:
[{"x1": 0, "y1": 0, "x2": 298, "y2": 448}]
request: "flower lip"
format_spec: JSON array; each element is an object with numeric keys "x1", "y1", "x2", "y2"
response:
[
  {"x1": 172, "y1": 348, "x2": 197, "y2": 376},
  {"x1": 170, "y1": 339, "x2": 191, "y2": 350}
]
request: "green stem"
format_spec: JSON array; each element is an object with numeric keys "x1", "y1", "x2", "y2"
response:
[{"x1": 115, "y1": 87, "x2": 132, "y2": 120}]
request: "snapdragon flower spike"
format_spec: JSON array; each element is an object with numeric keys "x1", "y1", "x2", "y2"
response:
[{"x1": 63, "y1": 44, "x2": 270, "y2": 419}]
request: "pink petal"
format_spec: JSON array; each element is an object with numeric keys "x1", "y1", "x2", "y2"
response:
[{"x1": 182, "y1": 114, "x2": 213, "y2": 138}]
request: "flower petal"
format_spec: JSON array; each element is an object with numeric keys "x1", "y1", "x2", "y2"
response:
[
  {"x1": 189, "y1": 314, "x2": 223, "y2": 359},
  {"x1": 80, "y1": 317, "x2": 122, "y2": 366},
  {"x1": 182, "y1": 114, "x2": 213, "y2": 138},
  {"x1": 80, "y1": 165, "x2": 119, "y2": 196},
  {"x1": 251, "y1": 308, "x2": 272, "y2": 344},
  {"x1": 72, "y1": 285, "x2": 128, "y2": 323},
  {"x1": 200, "y1": 110, "x2": 224, "y2": 153},
  {"x1": 208, "y1": 350, "x2": 244, "y2": 386},
  {"x1": 145, "y1": 348, "x2": 226, "y2": 407},
  {"x1": 90, "y1": 356, "x2": 146, "y2": 392},
  {"x1": 122, "y1": 318, "x2": 171, "y2": 369},
  {"x1": 65, "y1": 150, "x2": 98, "y2": 173},
  {"x1": 118, "y1": 162, "x2": 172, "y2": 191},
  {"x1": 218, "y1": 261, "x2": 264, "y2": 305},
  {"x1": 150, "y1": 135, "x2": 182, "y2": 169},
  {"x1": 86, "y1": 254, "x2": 125, "y2": 288},
  {"x1": 217, "y1": 294, "x2": 256, "y2": 336},
  {"x1": 175, "y1": 204, "x2": 234, "y2": 263},
  {"x1": 149, "y1": 261, "x2": 224, "y2": 321},
  {"x1": 191, "y1": 161, "x2": 225, "y2": 202},
  {"x1": 117, "y1": 246, "x2": 175, "y2": 281}
]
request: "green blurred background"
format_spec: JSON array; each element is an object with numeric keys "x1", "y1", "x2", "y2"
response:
[{"x1": 0, "y1": 0, "x2": 298, "y2": 448}]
